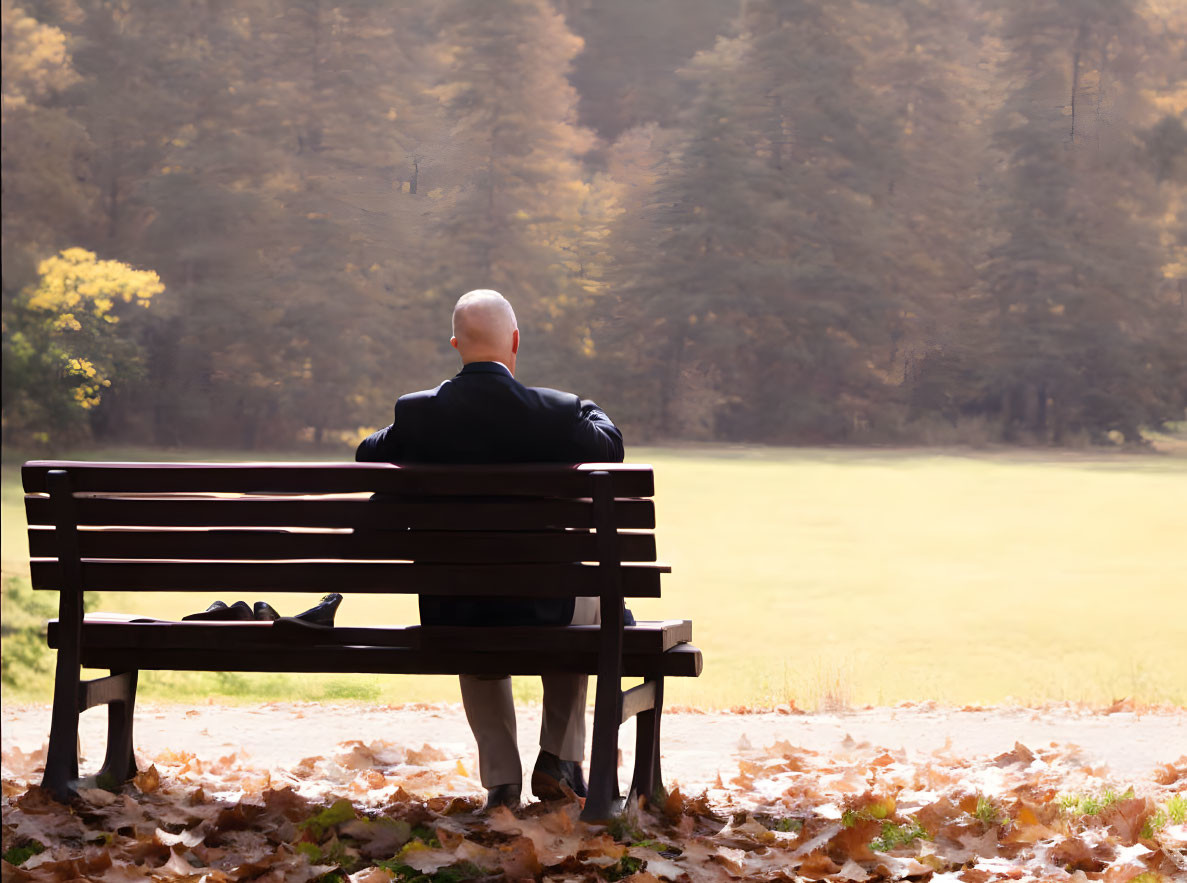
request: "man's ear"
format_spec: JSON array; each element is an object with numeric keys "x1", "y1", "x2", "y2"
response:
[
  {"x1": 450, "y1": 337, "x2": 459, "y2": 350},
  {"x1": 511, "y1": 329, "x2": 519, "y2": 355}
]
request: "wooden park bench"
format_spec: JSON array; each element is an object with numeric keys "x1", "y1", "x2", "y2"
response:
[{"x1": 22, "y1": 460, "x2": 701, "y2": 821}]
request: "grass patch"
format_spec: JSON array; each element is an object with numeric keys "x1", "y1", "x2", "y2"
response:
[
  {"x1": 1142, "y1": 794, "x2": 1187, "y2": 839},
  {"x1": 871, "y1": 819, "x2": 929, "y2": 852},
  {"x1": 3, "y1": 445, "x2": 1187, "y2": 708},
  {"x1": 1058, "y1": 787, "x2": 1136, "y2": 817},
  {"x1": 972, "y1": 796, "x2": 1005, "y2": 827}
]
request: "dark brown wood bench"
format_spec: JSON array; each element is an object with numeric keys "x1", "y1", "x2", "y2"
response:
[{"x1": 22, "y1": 460, "x2": 701, "y2": 821}]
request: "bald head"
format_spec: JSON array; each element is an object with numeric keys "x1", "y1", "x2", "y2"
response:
[{"x1": 451, "y1": 289, "x2": 519, "y2": 372}]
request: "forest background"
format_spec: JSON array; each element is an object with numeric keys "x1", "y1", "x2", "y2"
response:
[
  {"x1": 2, "y1": 0, "x2": 1186, "y2": 710},
  {"x1": 3, "y1": 0, "x2": 1186, "y2": 450}
]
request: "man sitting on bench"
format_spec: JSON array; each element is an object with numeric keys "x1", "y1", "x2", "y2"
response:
[{"x1": 356, "y1": 289, "x2": 624, "y2": 811}]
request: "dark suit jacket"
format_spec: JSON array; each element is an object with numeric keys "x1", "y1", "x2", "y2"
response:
[{"x1": 355, "y1": 361, "x2": 624, "y2": 626}]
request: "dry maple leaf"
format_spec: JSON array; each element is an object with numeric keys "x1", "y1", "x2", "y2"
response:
[
  {"x1": 1100, "y1": 796, "x2": 1155, "y2": 845},
  {"x1": 133, "y1": 764, "x2": 161, "y2": 794},
  {"x1": 992, "y1": 742, "x2": 1037, "y2": 767}
]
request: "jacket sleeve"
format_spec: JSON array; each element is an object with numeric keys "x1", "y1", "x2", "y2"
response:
[
  {"x1": 572, "y1": 399, "x2": 625, "y2": 463},
  {"x1": 355, "y1": 425, "x2": 393, "y2": 462},
  {"x1": 355, "y1": 403, "x2": 401, "y2": 462}
]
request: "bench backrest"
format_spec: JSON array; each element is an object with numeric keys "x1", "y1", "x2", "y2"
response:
[{"x1": 23, "y1": 461, "x2": 663, "y2": 600}]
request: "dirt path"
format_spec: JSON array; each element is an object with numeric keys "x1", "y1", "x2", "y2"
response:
[{"x1": 4, "y1": 702, "x2": 1183, "y2": 794}]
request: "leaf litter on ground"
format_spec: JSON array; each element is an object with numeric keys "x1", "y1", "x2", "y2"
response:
[{"x1": 3, "y1": 725, "x2": 1185, "y2": 882}]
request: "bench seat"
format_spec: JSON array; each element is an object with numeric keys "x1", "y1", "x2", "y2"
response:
[{"x1": 49, "y1": 618, "x2": 702, "y2": 677}]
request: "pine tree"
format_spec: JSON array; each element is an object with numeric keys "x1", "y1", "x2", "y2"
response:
[
  {"x1": 605, "y1": 0, "x2": 902, "y2": 441},
  {"x1": 424, "y1": 0, "x2": 600, "y2": 390},
  {"x1": 978, "y1": 0, "x2": 1179, "y2": 441}
]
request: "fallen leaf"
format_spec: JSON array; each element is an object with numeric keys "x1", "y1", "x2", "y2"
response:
[
  {"x1": 993, "y1": 742, "x2": 1036, "y2": 767},
  {"x1": 155, "y1": 825, "x2": 206, "y2": 848},
  {"x1": 133, "y1": 765, "x2": 161, "y2": 793}
]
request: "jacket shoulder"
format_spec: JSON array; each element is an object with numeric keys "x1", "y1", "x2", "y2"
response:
[
  {"x1": 396, "y1": 383, "x2": 446, "y2": 410},
  {"x1": 523, "y1": 384, "x2": 580, "y2": 409}
]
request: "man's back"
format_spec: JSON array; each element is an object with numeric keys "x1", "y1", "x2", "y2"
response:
[
  {"x1": 355, "y1": 361, "x2": 623, "y2": 626},
  {"x1": 356, "y1": 362, "x2": 622, "y2": 466}
]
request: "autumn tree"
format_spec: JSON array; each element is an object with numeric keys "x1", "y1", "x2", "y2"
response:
[
  {"x1": 2, "y1": 248, "x2": 162, "y2": 442},
  {"x1": 1, "y1": 2, "x2": 95, "y2": 309}
]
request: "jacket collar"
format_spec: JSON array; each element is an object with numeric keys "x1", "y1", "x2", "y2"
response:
[{"x1": 458, "y1": 361, "x2": 513, "y2": 379}]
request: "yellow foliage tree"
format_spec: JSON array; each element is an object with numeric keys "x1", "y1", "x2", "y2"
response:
[{"x1": 2, "y1": 248, "x2": 163, "y2": 442}]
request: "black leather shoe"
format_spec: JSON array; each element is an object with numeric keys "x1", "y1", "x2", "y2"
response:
[
  {"x1": 482, "y1": 783, "x2": 521, "y2": 813},
  {"x1": 253, "y1": 601, "x2": 280, "y2": 621},
  {"x1": 531, "y1": 750, "x2": 587, "y2": 801},
  {"x1": 294, "y1": 593, "x2": 342, "y2": 627},
  {"x1": 183, "y1": 600, "x2": 253, "y2": 621}
]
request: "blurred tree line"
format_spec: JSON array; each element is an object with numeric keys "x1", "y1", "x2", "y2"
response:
[{"x1": 3, "y1": 0, "x2": 1185, "y2": 449}]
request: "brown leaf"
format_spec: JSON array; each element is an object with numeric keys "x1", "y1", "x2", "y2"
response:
[
  {"x1": 663, "y1": 786, "x2": 718, "y2": 821},
  {"x1": 405, "y1": 744, "x2": 449, "y2": 765},
  {"x1": 12, "y1": 785, "x2": 65, "y2": 814},
  {"x1": 292, "y1": 755, "x2": 324, "y2": 778},
  {"x1": 1154, "y1": 761, "x2": 1185, "y2": 786},
  {"x1": 993, "y1": 742, "x2": 1036, "y2": 767},
  {"x1": 915, "y1": 796, "x2": 961, "y2": 835},
  {"x1": 797, "y1": 850, "x2": 842, "y2": 879},
  {"x1": 213, "y1": 802, "x2": 265, "y2": 832},
  {"x1": 497, "y1": 835, "x2": 542, "y2": 879},
  {"x1": 4, "y1": 846, "x2": 114, "y2": 880},
  {"x1": 1100, "y1": 797, "x2": 1154, "y2": 845},
  {"x1": 133, "y1": 764, "x2": 161, "y2": 793},
  {"x1": 1051, "y1": 836, "x2": 1107, "y2": 872},
  {"x1": 827, "y1": 819, "x2": 880, "y2": 863},
  {"x1": 261, "y1": 786, "x2": 310, "y2": 820}
]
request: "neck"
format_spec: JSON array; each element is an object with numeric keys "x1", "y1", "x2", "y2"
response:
[{"x1": 463, "y1": 357, "x2": 513, "y2": 375}]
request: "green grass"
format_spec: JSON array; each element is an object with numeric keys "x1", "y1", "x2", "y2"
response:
[
  {"x1": 1142, "y1": 794, "x2": 1187, "y2": 839},
  {"x1": 3, "y1": 444, "x2": 1186, "y2": 708},
  {"x1": 1058, "y1": 787, "x2": 1135, "y2": 817},
  {"x1": 871, "y1": 819, "x2": 929, "y2": 852}
]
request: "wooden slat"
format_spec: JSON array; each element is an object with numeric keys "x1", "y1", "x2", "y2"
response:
[
  {"x1": 30, "y1": 560, "x2": 668, "y2": 595},
  {"x1": 71, "y1": 643, "x2": 703, "y2": 678},
  {"x1": 27, "y1": 526, "x2": 657, "y2": 563},
  {"x1": 24, "y1": 495, "x2": 656, "y2": 531},
  {"x1": 416, "y1": 619, "x2": 691, "y2": 654},
  {"x1": 22, "y1": 461, "x2": 654, "y2": 497},
  {"x1": 48, "y1": 619, "x2": 693, "y2": 655}
]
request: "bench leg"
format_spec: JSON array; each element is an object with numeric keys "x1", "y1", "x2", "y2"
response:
[
  {"x1": 42, "y1": 667, "x2": 140, "y2": 800},
  {"x1": 629, "y1": 677, "x2": 665, "y2": 806},
  {"x1": 582, "y1": 679, "x2": 623, "y2": 822},
  {"x1": 42, "y1": 648, "x2": 83, "y2": 800},
  {"x1": 97, "y1": 670, "x2": 139, "y2": 788}
]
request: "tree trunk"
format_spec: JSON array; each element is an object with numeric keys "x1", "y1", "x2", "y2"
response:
[
  {"x1": 1036, "y1": 381, "x2": 1048, "y2": 439},
  {"x1": 1068, "y1": 24, "x2": 1087, "y2": 143}
]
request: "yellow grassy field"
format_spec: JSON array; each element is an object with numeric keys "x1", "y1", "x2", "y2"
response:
[{"x1": 3, "y1": 446, "x2": 1185, "y2": 708}]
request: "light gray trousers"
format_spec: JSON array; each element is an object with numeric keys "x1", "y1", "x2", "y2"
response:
[{"x1": 459, "y1": 596, "x2": 600, "y2": 787}]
